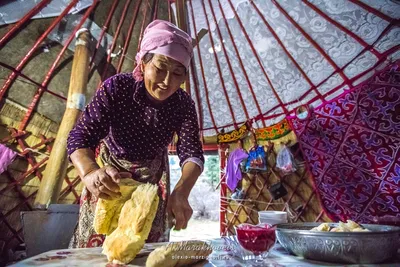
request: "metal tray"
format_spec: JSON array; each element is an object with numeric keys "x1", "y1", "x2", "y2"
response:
[{"x1": 276, "y1": 222, "x2": 400, "y2": 264}]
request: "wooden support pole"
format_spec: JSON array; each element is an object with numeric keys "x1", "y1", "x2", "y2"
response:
[
  {"x1": 175, "y1": 0, "x2": 188, "y2": 32},
  {"x1": 34, "y1": 30, "x2": 91, "y2": 209},
  {"x1": 219, "y1": 143, "x2": 229, "y2": 236},
  {"x1": 174, "y1": 0, "x2": 191, "y2": 95}
]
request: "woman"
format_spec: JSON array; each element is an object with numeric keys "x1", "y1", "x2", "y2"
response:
[{"x1": 67, "y1": 20, "x2": 204, "y2": 248}]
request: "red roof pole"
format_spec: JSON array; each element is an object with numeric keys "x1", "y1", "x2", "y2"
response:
[
  {"x1": 188, "y1": 0, "x2": 219, "y2": 133},
  {"x1": 313, "y1": 19, "x2": 400, "y2": 101},
  {"x1": 0, "y1": 0, "x2": 51, "y2": 48},
  {"x1": 0, "y1": 0, "x2": 80, "y2": 102},
  {"x1": 302, "y1": 0, "x2": 381, "y2": 58},
  {"x1": 349, "y1": 0, "x2": 399, "y2": 22},
  {"x1": 135, "y1": 0, "x2": 151, "y2": 65},
  {"x1": 175, "y1": 0, "x2": 191, "y2": 96},
  {"x1": 88, "y1": 0, "x2": 120, "y2": 69},
  {"x1": 251, "y1": 1, "x2": 324, "y2": 102},
  {"x1": 189, "y1": 61, "x2": 205, "y2": 143},
  {"x1": 98, "y1": 0, "x2": 135, "y2": 86},
  {"x1": 19, "y1": 0, "x2": 101, "y2": 131},
  {"x1": 0, "y1": 62, "x2": 66, "y2": 101},
  {"x1": 200, "y1": 0, "x2": 237, "y2": 127},
  {"x1": 219, "y1": 143, "x2": 229, "y2": 236},
  {"x1": 227, "y1": 0, "x2": 289, "y2": 115},
  {"x1": 291, "y1": 21, "x2": 399, "y2": 107},
  {"x1": 168, "y1": 0, "x2": 172, "y2": 22},
  {"x1": 186, "y1": 3, "x2": 205, "y2": 141},
  {"x1": 116, "y1": 0, "x2": 143, "y2": 73},
  {"x1": 272, "y1": 0, "x2": 351, "y2": 88},
  {"x1": 153, "y1": 0, "x2": 160, "y2": 20},
  {"x1": 207, "y1": 0, "x2": 250, "y2": 123},
  {"x1": 321, "y1": 45, "x2": 400, "y2": 99},
  {"x1": 216, "y1": 0, "x2": 265, "y2": 127}
]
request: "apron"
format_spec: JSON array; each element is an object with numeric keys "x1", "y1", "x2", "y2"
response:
[{"x1": 69, "y1": 143, "x2": 170, "y2": 248}]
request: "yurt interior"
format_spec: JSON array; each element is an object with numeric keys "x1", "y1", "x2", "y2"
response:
[{"x1": 0, "y1": 0, "x2": 399, "y2": 266}]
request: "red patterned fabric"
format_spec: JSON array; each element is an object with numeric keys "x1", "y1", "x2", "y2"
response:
[{"x1": 290, "y1": 63, "x2": 400, "y2": 223}]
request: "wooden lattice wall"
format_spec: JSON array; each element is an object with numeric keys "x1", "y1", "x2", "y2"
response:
[
  {"x1": 2, "y1": 0, "x2": 396, "y2": 261},
  {"x1": 0, "y1": 0, "x2": 169, "y2": 263},
  {"x1": 220, "y1": 131, "x2": 331, "y2": 236},
  {"x1": 0, "y1": 101, "x2": 82, "y2": 262}
]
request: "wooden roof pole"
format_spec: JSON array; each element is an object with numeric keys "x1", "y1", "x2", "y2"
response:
[
  {"x1": 175, "y1": 0, "x2": 191, "y2": 96},
  {"x1": 175, "y1": 0, "x2": 187, "y2": 32},
  {"x1": 219, "y1": 143, "x2": 229, "y2": 235},
  {"x1": 34, "y1": 30, "x2": 91, "y2": 209}
]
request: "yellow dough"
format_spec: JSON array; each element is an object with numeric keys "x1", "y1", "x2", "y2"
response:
[
  {"x1": 311, "y1": 220, "x2": 370, "y2": 232},
  {"x1": 311, "y1": 222, "x2": 330, "y2": 232},
  {"x1": 102, "y1": 183, "x2": 159, "y2": 264},
  {"x1": 146, "y1": 240, "x2": 213, "y2": 267},
  {"x1": 93, "y1": 179, "x2": 143, "y2": 235}
]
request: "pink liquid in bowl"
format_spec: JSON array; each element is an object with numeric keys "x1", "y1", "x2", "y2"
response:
[{"x1": 235, "y1": 224, "x2": 276, "y2": 255}]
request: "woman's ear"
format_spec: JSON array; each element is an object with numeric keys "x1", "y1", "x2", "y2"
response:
[
  {"x1": 180, "y1": 72, "x2": 189, "y2": 86},
  {"x1": 140, "y1": 60, "x2": 148, "y2": 73}
]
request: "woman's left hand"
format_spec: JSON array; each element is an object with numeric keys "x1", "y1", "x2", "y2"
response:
[{"x1": 167, "y1": 190, "x2": 193, "y2": 230}]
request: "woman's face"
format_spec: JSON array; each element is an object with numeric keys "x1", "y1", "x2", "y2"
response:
[{"x1": 142, "y1": 54, "x2": 187, "y2": 103}]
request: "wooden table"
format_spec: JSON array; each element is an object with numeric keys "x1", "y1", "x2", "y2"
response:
[{"x1": 10, "y1": 238, "x2": 400, "y2": 267}]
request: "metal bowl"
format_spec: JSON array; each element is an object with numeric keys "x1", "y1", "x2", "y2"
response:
[{"x1": 276, "y1": 223, "x2": 400, "y2": 264}]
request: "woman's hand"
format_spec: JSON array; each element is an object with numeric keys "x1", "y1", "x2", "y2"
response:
[
  {"x1": 167, "y1": 190, "x2": 193, "y2": 230},
  {"x1": 167, "y1": 162, "x2": 201, "y2": 230},
  {"x1": 82, "y1": 165, "x2": 132, "y2": 200}
]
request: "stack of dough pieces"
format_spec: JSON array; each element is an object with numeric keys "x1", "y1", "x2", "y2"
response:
[
  {"x1": 94, "y1": 179, "x2": 214, "y2": 265},
  {"x1": 94, "y1": 180, "x2": 159, "y2": 264},
  {"x1": 146, "y1": 240, "x2": 213, "y2": 267},
  {"x1": 310, "y1": 220, "x2": 370, "y2": 232}
]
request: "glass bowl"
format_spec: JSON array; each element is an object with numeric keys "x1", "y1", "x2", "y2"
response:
[{"x1": 234, "y1": 223, "x2": 276, "y2": 265}]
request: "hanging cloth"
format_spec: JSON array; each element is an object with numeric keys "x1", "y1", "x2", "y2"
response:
[
  {"x1": 0, "y1": 144, "x2": 17, "y2": 174},
  {"x1": 226, "y1": 148, "x2": 248, "y2": 192}
]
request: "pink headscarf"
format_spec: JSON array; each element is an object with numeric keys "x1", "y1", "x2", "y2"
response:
[{"x1": 133, "y1": 20, "x2": 193, "y2": 81}]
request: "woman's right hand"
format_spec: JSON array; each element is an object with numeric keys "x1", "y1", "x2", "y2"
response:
[{"x1": 82, "y1": 166, "x2": 132, "y2": 200}]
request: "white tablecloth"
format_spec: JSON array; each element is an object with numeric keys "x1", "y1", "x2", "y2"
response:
[{"x1": 10, "y1": 238, "x2": 400, "y2": 267}]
